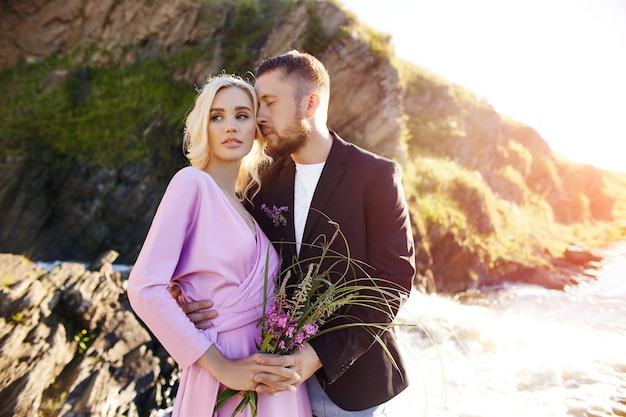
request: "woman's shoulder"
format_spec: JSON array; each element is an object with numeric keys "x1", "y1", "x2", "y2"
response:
[
  {"x1": 172, "y1": 165, "x2": 204, "y2": 179},
  {"x1": 171, "y1": 166, "x2": 210, "y2": 183},
  {"x1": 168, "y1": 166, "x2": 217, "y2": 193}
]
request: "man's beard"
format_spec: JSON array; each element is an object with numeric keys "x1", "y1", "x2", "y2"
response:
[{"x1": 265, "y1": 118, "x2": 311, "y2": 158}]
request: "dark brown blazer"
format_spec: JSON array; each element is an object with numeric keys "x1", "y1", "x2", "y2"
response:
[{"x1": 249, "y1": 132, "x2": 416, "y2": 411}]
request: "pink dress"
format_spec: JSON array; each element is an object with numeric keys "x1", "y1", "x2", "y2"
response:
[{"x1": 127, "y1": 167, "x2": 311, "y2": 417}]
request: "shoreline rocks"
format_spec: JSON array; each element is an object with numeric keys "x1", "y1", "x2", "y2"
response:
[{"x1": 0, "y1": 252, "x2": 175, "y2": 417}]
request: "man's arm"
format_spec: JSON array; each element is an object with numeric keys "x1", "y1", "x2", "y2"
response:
[{"x1": 308, "y1": 160, "x2": 415, "y2": 383}]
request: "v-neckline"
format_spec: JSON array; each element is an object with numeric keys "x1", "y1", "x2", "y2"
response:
[{"x1": 205, "y1": 172, "x2": 257, "y2": 239}]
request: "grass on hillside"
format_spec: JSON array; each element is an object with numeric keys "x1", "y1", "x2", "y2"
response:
[
  {"x1": 0, "y1": 49, "x2": 200, "y2": 167},
  {"x1": 403, "y1": 156, "x2": 626, "y2": 271}
]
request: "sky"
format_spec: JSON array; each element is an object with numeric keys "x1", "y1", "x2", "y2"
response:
[{"x1": 339, "y1": 0, "x2": 626, "y2": 173}]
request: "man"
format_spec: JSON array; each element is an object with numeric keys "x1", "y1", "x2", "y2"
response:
[{"x1": 180, "y1": 50, "x2": 415, "y2": 416}]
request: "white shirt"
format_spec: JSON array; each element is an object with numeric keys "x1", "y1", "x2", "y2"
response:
[{"x1": 294, "y1": 162, "x2": 325, "y2": 256}]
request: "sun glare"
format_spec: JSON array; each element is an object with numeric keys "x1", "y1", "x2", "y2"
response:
[{"x1": 341, "y1": 0, "x2": 626, "y2": 172}]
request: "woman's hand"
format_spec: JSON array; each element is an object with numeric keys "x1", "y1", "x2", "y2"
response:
[
  {"x1": 198, "y1": 347, "x2": 301, "y2": 393},
  {"x1": 253, "y1": 343, "x2": 321, "y2": 395}
]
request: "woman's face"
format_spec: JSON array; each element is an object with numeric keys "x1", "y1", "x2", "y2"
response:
[{"x1": 207, "y1": 86, "x2": 257, "y2": 165}]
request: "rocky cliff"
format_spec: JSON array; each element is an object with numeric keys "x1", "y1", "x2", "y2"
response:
[
  {"x1": 0, "y1": 0, "x2": 619, "y2": 293},
  {"x1": 0, "y1": 0, "x2": 411, "y2": 261}
]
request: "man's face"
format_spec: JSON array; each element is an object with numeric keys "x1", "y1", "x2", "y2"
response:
[{"x1": 255, "y1": 69, "x2": 311, "y2": 158}]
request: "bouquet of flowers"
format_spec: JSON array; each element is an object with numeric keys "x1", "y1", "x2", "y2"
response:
[{"x1": 214, "y1": 218, "x2": 406, "y2": 416}]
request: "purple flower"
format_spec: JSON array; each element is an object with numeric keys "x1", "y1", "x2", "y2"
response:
[{"x1": 261, "y1": 204, "x2": 288, "y2": 227}]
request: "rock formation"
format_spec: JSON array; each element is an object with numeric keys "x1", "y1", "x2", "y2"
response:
[{"x1": 0, "y1": 252, "x2": 174, "y2": 417}]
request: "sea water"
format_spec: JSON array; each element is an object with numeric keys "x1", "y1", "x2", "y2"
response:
[{"x1": 387, "y1": 245, "x2": 626, "y2": 417}]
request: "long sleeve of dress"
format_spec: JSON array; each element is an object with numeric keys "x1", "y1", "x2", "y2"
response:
[{"x1": 127, "y1": 168, "x2": 215, "y2": 368}]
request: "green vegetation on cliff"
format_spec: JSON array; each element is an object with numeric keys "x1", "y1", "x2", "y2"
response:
[
  {"x1": 0, "y1": 0, "x2": 301, "y2": 168},
  {"x1": 0, "y1": 51, "x2": 195, "y2": 167}
]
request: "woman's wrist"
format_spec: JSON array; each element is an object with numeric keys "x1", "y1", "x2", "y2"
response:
[{"x1": 197, "y1": 345, "x2": 229, "y2": 383}]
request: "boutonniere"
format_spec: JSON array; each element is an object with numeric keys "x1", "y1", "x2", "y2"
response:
[{"x1": 261, "y1": 204, "x2": 288, "y2": 227}]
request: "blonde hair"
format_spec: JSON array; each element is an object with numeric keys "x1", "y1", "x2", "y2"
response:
[{"x1": 183, "y1": 74, "x2": 271, "y2": 200}]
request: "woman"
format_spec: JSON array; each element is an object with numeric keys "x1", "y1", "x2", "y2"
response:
[{"x1": 127, "y1": 74, "x2": 312, "y2": 417}]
